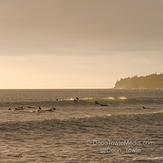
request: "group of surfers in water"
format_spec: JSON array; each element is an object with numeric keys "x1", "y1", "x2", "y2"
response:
[
  {"x1": 8, "y1": 97, "x2": 148, "y2": 112},
  {"x1": 8, "y1": 106, "x2": 56, "y2": 113}
]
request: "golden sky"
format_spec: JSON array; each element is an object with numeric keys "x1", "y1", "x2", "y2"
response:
[{"x1": 0, "y1": 0, "x2": 163, "y2": 88}]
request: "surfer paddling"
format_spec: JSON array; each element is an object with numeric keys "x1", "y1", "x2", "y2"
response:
[
  {"x1": 46, "y1": 107, "x2": 56, "y2": 112},
  {"x1": 36, "y1": 106, "x2": 42, "y2": 113},
  {"x1": 142, "y1": 105, "x2": 148, "y2": 109},
  {"x1": 95, "y1": 101, "x2": 108, "y2": 106}
]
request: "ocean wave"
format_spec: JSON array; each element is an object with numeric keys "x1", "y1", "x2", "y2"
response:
[
  {"x1": 0, "y1": 112, "x2": 162, "y2": 127},
  {"x1": 0, "y1": 97, "x2": 163, "y2": 107},
  {"x1": 133, "y1": 156, "x2": 163, "y2": 161},
  {"x1": 118, "y1": 96, "x2": 128, "y2": 100},
  {"x1": 80, "y1": 112, "x2": 163, "y2": 122}
]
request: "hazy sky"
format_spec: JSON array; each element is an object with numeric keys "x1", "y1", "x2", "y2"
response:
[{"x1": 0, "y1": 0, "x2": 163, "y2": 88}]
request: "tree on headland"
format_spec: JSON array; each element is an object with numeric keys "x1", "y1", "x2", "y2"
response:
[{"x1": 114, "y1": 73, "x2": 163, "y2": 89}]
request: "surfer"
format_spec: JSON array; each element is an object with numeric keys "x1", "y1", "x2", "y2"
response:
[
  {"x1": 36, "y1": 106, "x2": 42, "y2": 113},
  {"x1": 46, "y1": 107, "x2": 56, "y2": 112},
  {"x1": 28, "y1": 106, "x2": 35, "y2": 108},
  {"x1": 95, "y1": 101, "x2": 100, "y2": 105},
  {"x1": 142, "y1": 105, "x2": 147, "y2": 109},
  {"x1": 74, "y1": 97, "x2": 80, "y2": 102},
  {"x1": 95, "y1": 101, "x2": 108, "y2": 106}
]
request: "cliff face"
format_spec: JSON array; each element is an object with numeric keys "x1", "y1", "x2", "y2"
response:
[{"x1": 114, "y1": 73, "x2": 163, "y2": 89}]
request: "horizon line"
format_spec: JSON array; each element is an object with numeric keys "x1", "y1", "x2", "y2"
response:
[{"x1": 0, "y1": 87, "x2": 114, "y2": 90}]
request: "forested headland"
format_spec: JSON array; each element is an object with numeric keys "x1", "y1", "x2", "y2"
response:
[{"x1": 114, "y1": 73, "x2": 163, "y2": 89}]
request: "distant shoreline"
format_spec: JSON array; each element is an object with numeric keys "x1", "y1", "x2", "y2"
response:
[
  {"x1": 113, "y1": 88, "x2": 163, "y2": 90},
  {"x1": 114, "y1": 73, "x2": 163, "y2": 89}
]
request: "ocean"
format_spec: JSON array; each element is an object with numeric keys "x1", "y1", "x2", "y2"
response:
[{"x1": 0, "y1": 89, "x2": 162, "y2": 162}]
